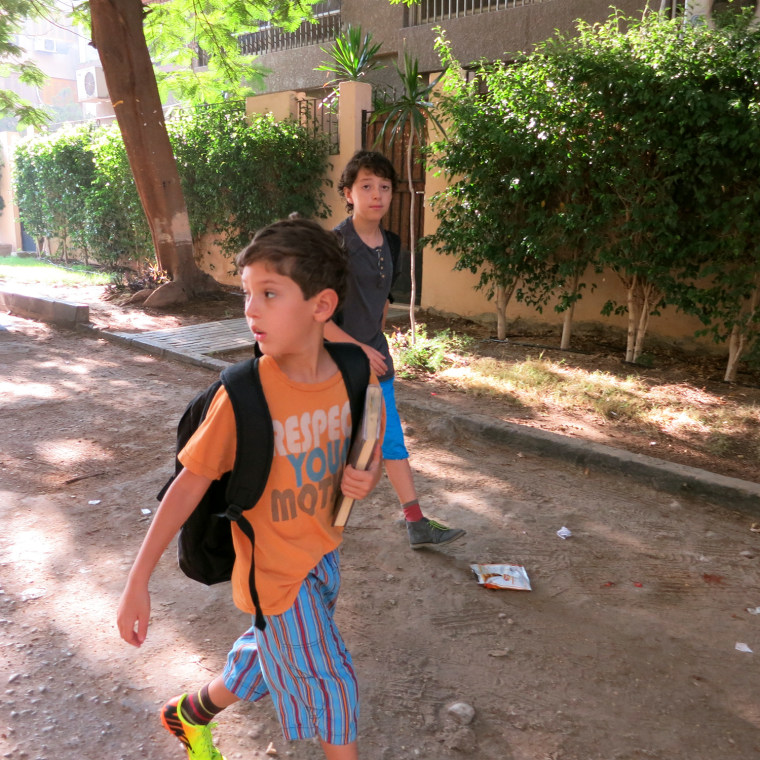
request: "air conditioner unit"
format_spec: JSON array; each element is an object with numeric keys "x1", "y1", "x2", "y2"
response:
[
  {"x1": 76, "y1": 66, "x2": 108, "y2": 102},
  {"x1": 34, "y1": 38, "x2": 58, "y2": 53}
]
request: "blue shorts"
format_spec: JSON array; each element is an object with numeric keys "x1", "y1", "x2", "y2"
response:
[
  {"x1": 222, "y1": 550, "x2": 358, "y2": 744},
  {"x1": 380, "y1": 377, "x2": 409, "y2": 461}
]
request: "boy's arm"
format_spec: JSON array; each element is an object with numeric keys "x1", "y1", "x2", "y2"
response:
[
  {"x1": 324, "y1": 319, "x2": 388, "y2": 377},
  {"x1": 116, "y1": 468, "x2": 212, "y2": 648}
]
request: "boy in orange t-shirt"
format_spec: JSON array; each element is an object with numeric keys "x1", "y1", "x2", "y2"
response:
[{"x1": 117, "y1": 218, "x2": 382, "y2": 760}]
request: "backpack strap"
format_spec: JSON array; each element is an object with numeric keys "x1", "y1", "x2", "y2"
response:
[
  {"x1": 221, "y1": 357, "x2": 273, "y2": 510},
  {"x1": 220, "y1": 357, "x2": 271, "y2": 631},
  {"x1": 219, "y1": 344, "x2": 370, "y2": 632},
  {"x1": 325, "y1": 342, "x2": 371, "y2": 445}
]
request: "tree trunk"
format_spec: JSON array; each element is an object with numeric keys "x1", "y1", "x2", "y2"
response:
[
  {"x1": 751, "y1": 0, "x2": 760, "y2": 29},
  {"x1": 559, "y1": 271, "x2": 580, "y2": 350},
  {"x1": 685, "y1": 0, "x2": 714, "y2": 26},
  {"x1": 560, "y1": 306, "x2": 574, "y2": 350},
  {"x1": 632, "y1": 280, "x2": 655, "y2": 363},
  {"x1": 724, "y1": 324, "x2": 745, "y2": 383},
  {"x1": 724, "y1": 280, "x2": 759, "y2": 382},
  {"x1": 406, "y1": 129, "x2": 417, "y2": 345},
  {"x1": 495, "y1": 278, "x2": 517, "y2": 340},
  {"x1": 89, "y1": 0, "x2": 219, "y2": 307},
  {"x1": 625, "y1": 274, "x2": 639, "y2": 363}
]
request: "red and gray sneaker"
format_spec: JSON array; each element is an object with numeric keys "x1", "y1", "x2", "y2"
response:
[{"x1": 161, "y1": 694, "x2": 226, "y2": 760}]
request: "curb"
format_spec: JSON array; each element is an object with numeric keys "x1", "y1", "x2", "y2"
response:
[
  {"x1": 0, "y1": 289, "x2": 89, "y2": 327},
  {"x1": 7, "y1": 290, "x2": 759, "y2": 518},
  {"x1": 396, "y1": 394, "x2": 760, "y2": 518}
]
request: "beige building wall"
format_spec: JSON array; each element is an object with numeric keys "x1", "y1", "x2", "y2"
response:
[
  {"x1": 402, "y1": 0, "x2": 645, "y2": 72},
  {"x1": 420, "y1": 244, "x2": 712, "y2": 351},
  {"x1": 0, "y1": 132, "x2": 22, "y2": 254}
]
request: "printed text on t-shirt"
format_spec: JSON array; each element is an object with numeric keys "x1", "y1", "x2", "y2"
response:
[{"x1": 270, "y1": 401, "x2": 351, "y2": 521}]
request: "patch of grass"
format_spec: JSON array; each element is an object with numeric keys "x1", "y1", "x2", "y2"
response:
[
  {"x1": 389, "y1": 324, "x2": 473, "y2": 378},
  {"x1": 390, "y1": 326, "x2": 760, "y2": 470},
  {"x1": 698, "y1": 407, "x2": 760, "y2": 458},
  {"x1": 440, "y1": 352, "x2": 649, "y2": 421},
  {"x1": 0, "y1": 257, "x2": 112, "y2": 287}
]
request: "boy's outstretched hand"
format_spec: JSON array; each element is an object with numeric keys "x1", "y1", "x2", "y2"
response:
[
  {"x1": 341, "y1": 444, "x2": 382, "y2": 501},
  {"x1": 359, "y1": 343, "x2": 388, "y2": 378},
  {"x1": 114, "y1": 470, "x2": 211, "y2": 648},
  {"x1": 117, "y1": 582, "x2": 151, "y2": 648}
]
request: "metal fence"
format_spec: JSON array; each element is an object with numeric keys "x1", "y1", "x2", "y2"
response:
[
  {"x1": 298, "y1": 96, "x2": 340, "y2": 155},
  {"x1": 405, "y1": 0, "x2": 545, "y2": 26}
]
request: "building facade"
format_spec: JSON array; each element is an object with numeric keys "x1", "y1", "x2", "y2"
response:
[{"x1": 240, "y1": 0, "x2": 646, "y2": 96}]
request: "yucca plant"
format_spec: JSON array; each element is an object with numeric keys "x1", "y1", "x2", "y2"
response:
[
  {"x1": 315, "y1": 25, "x2": 384, "y2": 85},
  {"x1": 372, "y1": 52, "x2": 446, "y2": 343}
]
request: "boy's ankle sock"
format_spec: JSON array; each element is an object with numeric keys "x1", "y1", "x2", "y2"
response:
[
  {"x1": 402, "y1": 499, "x2": 424, "y2": 522},
  {"x1": 180, "y1": 685, "x2": 223, "y2": 726}
]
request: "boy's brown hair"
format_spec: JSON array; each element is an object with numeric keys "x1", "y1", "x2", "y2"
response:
[
  {"x1": 235, "y1": 217, "x2": 348, "y2": 307},
  {"x1": 337, "y1": 150, "x2": 397, "y2": 213}
]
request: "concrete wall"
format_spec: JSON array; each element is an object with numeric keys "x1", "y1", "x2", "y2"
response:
[
  {"x1": 256, "y1": 1, "x2": 405, "y2": 93},
  {"x1": 420, "y1": 243, "x2": 713, "y2": 352},
  {"x1": 0, "y1": 132, "x2": 21, "y2": 252},
  {"x1": 402, "y1": 0, "x2": 646, "y2": 71},
  {"x1": 253, "y1": 0, "x2": 648, "y2": 89},
  {"x1": 192, "y1": 76, "x2": 716, "y2": 353}
]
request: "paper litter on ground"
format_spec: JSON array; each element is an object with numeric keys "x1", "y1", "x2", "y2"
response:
[{"x1": 471, "y1": 563, "x2": 531, "y2": 591}]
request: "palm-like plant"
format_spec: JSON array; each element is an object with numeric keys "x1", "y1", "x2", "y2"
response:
[
  {"x1": 315, "y1": 25, "x2": 384, "y2": 85},
  {"x1": 372, "y1": 52, "x2": 446, "y2": 343}
]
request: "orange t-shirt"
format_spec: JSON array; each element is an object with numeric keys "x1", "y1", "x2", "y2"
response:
[{"x1": 179, "y1": 355, "x2": 369, "y2": 616}]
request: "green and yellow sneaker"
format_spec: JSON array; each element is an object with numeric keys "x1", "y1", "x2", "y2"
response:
[
  {"x1": 407, "y1": 517, "x2": 466, "y2": 549},
  {"x1": 161, "y1": 694, "x2": 226, "y2": 760}
]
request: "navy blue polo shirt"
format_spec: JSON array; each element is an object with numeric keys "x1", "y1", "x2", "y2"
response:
[{"x1": 334, "y1": 217, "x2": 395, "y2": 381}]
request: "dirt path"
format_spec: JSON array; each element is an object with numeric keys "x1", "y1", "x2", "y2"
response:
[{"x1": 2, "y1": 313, "x2": 760, "y2": 760}]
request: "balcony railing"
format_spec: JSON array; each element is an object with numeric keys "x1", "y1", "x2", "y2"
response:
[
  {"x1": 196, "y1": 2, "x2": 340, "y2": 66},
  {"x1": 405, "y1": 0, "x2": 544, "y2": 26},
  {"x1": 239, "y1": 1, "x2": 340, "y2": 56}
]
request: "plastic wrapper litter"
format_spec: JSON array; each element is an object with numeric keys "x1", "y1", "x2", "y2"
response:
[{"x1": 471, "y1": 563, "x2": 531, "y2": 591}]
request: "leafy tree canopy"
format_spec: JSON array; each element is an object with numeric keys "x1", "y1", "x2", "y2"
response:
[
  {"x1": 73, "y1": 0, "x2": 324, "y2": 106},
  {"x1": 0, "y1": 0, "x2": 54, "y2": 128},
  {"x1": 427, "y1": 9, "x2": 760, "y2": 368}
]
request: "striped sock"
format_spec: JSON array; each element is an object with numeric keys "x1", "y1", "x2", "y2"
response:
[
  {"x1": 402, "y1": 499, "x2": 424, "y2": 522},
  {"x1": 180, "y1": 685, "x2": 223, "y2": 726}
]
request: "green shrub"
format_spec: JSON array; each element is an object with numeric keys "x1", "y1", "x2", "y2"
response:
[
  {"x1": 169, "y1": 101, "x2": 331, "y2": 260},
  {"x1": 389, "y1": 324, "x2": 473, "y2": 376},
  {"x1": 13, "y1": 102, "x2": 330, "y2": 271}
]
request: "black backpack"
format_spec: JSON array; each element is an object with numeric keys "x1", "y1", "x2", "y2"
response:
[{"x1": 158, "y1": 342, "x2": 370, "y2": 631}]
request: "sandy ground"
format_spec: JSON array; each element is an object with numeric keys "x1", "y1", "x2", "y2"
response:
[{"x1": 2, "y1": 309, "x2": 760, "y2": 760}]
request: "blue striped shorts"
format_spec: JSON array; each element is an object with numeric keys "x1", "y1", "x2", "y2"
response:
[{"x1": 222, "y1": 550, "x2": 358, "y2": 744}]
